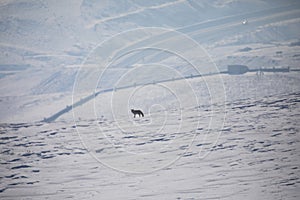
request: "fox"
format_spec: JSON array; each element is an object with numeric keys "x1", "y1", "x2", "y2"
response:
[{"x1": 131, "y1": 109, "x2": 144, "y2": 118}]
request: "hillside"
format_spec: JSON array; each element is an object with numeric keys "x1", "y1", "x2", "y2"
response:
[{"x1": 0, "y1": 1, "x2": 300, "y2": 199}]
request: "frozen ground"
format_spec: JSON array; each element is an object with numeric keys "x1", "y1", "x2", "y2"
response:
[
  {"x1": 1, "y1": 0, "x2": 300, "y2": 199},
  {"x1": 1, "y1": 72, "x2": 300, "y2": 199}
]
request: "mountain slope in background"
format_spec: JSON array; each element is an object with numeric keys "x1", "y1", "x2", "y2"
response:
[{"x1": 0, "y1": 0, "x2": 299, "y2": 95}]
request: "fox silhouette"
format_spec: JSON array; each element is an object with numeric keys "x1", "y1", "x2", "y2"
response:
[{"x1": 131, "y1": 109, "x2": 144, "y2": 118}]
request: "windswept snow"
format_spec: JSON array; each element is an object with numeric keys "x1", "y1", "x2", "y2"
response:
[
  {"x1": 1, "y1": 0, "x2": 300, "y2": 199},
  {"x1": 0, "y1": 91, "x2": 299, "y2": 199},
  {"x1": 86, "y1": 0, "x2": 187, "y2": 28}
]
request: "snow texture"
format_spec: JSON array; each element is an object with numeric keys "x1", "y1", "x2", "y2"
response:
[{"x1": 0, "y1": 0, "x2": 300, "y2": 199}]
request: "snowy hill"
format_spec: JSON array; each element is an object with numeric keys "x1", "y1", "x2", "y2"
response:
[
  {"x1": 0, "y1": 0, "x2": 299, "y2": 122},
  {"x1": 0, "y1": 1, "x2": 300, "y2": 199},
  {"x1": 1, "y1": 86, "x2": 299, "y2": 199},
  {"x1": 0, "y1": 0, "x2": 300, "y2": 97}
]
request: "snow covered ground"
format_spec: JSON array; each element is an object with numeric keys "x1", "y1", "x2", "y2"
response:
[
  {"x1": 1, "y1": 72, "x2": 300, "y2": 199},
  {"x1": 1, "y1": 0, "x2": 300, "y2": 199}
]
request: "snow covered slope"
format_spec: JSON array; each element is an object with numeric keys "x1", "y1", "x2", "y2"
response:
[
  {"x1": 0, "y1": 89, "x2": 299, "y2": 199},
  {"x1": 0, "y1": 0, "x2": 300, "y2": 97},
  {"x1": 0, "y1": 0, "x2": 300, "y2": 199}
]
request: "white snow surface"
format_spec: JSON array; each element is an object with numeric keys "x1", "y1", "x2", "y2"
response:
[
  {"x1": 1, "y1": 0, "x2": 300, "y2": 199},
  {"x1": 0, "y1": 88, "x2": 299, "y2": 199}
]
